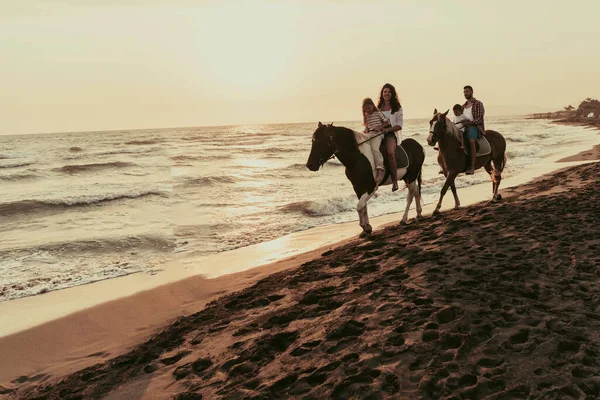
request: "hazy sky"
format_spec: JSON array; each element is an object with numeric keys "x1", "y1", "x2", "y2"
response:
[{"x1": 1, "y1": 0, "x2": 599, "y2": 135}]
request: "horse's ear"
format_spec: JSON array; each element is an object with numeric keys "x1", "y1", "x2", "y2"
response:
[
  {"x1": 433, "y1": 108, "x2": 438, "y2": 115},
  {"x1": 443, "y1": 109, "x2": 449, "y2": 117},
  {"x1": 318, "y1": 121, "x2": 323, "y2": 128}
]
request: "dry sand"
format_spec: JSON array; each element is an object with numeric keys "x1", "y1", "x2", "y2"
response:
[
  {"x1": 2, "y1": 120, "x2": 600, "y2": 399},
  {"x1": 4, "y1": 159, "x2": 600, "y2": 398}
]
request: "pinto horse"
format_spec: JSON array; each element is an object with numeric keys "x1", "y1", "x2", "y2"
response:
[
  {"x1": 306, "y1": 122, "x2": 425, "y2": 236},
  {"x1": 427, "y1": 109, "x2": 507, "y2": 215}
]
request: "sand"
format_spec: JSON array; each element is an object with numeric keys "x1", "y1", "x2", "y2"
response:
[
  {"x1": 9, "y1": 161, "x2": 600, "y2": 399},
  {"x1": 2, "y1": 121, "x2": 600, "y2": 399}
]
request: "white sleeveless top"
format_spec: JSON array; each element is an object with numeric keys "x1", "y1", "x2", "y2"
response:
[{"x1": 463, "y1": 105, "x2": 474, "y2": 121}]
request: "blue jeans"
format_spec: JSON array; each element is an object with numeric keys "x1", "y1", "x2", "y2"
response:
[{"x1": 466, "y1": 126, "x2": 479, "y2": 140}]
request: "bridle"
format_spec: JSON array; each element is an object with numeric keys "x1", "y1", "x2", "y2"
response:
[
  {"x1": 428, "y1": 118, "x2": 442, "y2": 146},
  {"x1": 314, "y1": 128, "x2": 338, "y2": 166}
]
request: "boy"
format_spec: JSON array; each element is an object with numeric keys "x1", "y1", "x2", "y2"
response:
[{"x1": 452, "y1": 103, "x2": 469, "y2": 150}]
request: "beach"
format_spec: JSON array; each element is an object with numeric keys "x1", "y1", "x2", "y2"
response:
[{"x1": 1, "y1": 119, "x2": 600, "y2": 399}]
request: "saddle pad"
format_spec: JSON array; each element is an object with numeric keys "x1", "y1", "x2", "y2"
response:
[{"x1": 463, "y1": 136, "x2": 491, "y2": 157}]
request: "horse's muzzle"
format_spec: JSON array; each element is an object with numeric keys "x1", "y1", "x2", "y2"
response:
[{"x1": 306, "y1": 161, "x2": 320, "y2": 171}]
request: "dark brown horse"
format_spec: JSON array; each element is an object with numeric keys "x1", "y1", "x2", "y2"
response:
[
  {"x1": 306, "y1": 122, "x2": 425, "y2": 236},
  {"x1": 427, "y1": 110, "x2": 507, "y2": 215}
]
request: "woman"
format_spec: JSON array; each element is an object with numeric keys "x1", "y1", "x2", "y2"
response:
[{"x1": 377, "y1": 83, "x2": 403, "y2": 192}]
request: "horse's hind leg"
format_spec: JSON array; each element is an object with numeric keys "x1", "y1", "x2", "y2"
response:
[
  {"x1": 484, "y1": 161, "x2": 496, "y2": 199},
  {"x1": 400, "y1": 181, "x2": 416, "y2": 224},
  {"x1": 491, "y1": 155, "x2": 505, "y2": 201},
  {"x1": 415, "y1": 182, "x2": 423, "y2": 219}
]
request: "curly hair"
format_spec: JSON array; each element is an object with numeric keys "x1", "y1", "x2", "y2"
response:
[{"x1": 377, "y1": 83, "x2": 402, "y2": 114}]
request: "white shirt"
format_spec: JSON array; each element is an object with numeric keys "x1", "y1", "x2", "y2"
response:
[
  {"x1": 381, "y1": 108, "x2": 403, "y2": 142},
  {"x1": 453, "y1": 114, "x2": 469, "y2": 132},
  {"x1": 463, "y1": 106, "x2": 474, "y2": 121}
]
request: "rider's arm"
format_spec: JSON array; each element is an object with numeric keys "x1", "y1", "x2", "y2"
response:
[
  {"x1": 472, "y1": 101, "x2": 485, "y2": 129},
  {"x1": 384, "y1": 108, "x2": 403, "y2": 133},
  {"x1": 373, "y1": 112, "x2": 389, "y2": 131}
]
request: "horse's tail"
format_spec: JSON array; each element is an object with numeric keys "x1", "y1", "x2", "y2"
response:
[
  {"x1": 418, "y1": 166, "x2": 423, "y2": 203},
  {"x1": 494, "y1": 153, "x2": 507, "y2": 173}
]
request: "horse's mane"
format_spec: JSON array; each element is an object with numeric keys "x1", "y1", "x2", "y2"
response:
[
  {"x1": 444, "y1": 117, "x2": 463, "y2": 143},
  {"x1": 333, "y1": 125, "x2": 360, "y2": 148}
]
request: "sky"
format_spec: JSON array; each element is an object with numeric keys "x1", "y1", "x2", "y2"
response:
[{"x1": 1, "y1": 0, "x2": 599, "y2": 135}]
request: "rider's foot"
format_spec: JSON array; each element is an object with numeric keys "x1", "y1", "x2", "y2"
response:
[
  {"x1": 375, "y1": 170, "x2": 385, "y2": 185},
  {"x1": 392, "y1": 182, "x2": 399, "y2": 192}
]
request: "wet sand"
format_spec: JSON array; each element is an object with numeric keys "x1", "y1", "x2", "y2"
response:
[{"x1": 6, "y1": 159, "x2": 600, "y2": 399}]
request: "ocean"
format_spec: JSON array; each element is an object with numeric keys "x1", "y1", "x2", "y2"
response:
[{"x1": 0, "y1": 117, "x2": 589, "y2": 301}]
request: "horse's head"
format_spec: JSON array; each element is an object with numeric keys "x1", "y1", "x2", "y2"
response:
[
  {"x1": 427, "y1": 108, "x2": 449, "y2": 146},
  {"x1": 306, "y1": 122, "x2": 336, "y2": 171}
]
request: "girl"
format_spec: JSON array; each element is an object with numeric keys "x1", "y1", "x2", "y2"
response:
[{"x1": 362, "y1": 97, "x2": 388, "y2": 187}]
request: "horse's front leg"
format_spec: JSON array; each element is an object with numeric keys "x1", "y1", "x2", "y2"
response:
[
  {"x1": 357, "y1": 192, "x2": 373, "y2": 237},
  {"x1": 433, "y1": 172, "x2": 457, "y2": 215},
  {"x1": 450, "y1": 182, "x2": 460, "y2": 209}
]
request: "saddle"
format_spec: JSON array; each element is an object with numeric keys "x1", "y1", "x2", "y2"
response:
[
  {"x1": 462, "y1": 133, "x2": 491, "y2": 157},
  {"x1": 379, "y1": 140, "x2": 409, "y2": 184}
]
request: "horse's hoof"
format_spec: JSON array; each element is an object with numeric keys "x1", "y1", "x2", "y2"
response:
[
  {"x1": 365, "y1": 224, "x2": 373, "y2": 234},
  {"x1": 432, "y1": 209, "x2": 441, "y2": 216},
  {"x1": 399, "y1": 220, "x2": 408, "y2": 226},
  {"x1": 495, "y1": 194, "x2": 503, "y2": 201},
  {"x1": 359, "y1": 231, "x2": 370, "y2": 238},
  {"x1": 454, "y1": 205, "x2": 461, "y2": 210}
]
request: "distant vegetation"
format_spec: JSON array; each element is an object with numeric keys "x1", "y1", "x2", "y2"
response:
[
  {"x1": 529, "y1": 97, "x2": 600, "y2": 120},
  {"x1": 574, "y1": 98, "x2": 600, "y2": 118}
]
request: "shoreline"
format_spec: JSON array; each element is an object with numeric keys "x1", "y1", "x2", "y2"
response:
[{"x1": 1, "y1": 119, "x2": 600, "y2": 392}]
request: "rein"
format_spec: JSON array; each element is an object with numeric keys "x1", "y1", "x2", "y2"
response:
[
  {"x1": 321, "y1": 128, "x2": 385, "y2": 164},
  {"x1": 356, "y1": 131, "x2": 385, "y2": 146}
]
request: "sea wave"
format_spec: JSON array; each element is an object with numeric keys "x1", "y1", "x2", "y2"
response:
[
  {"x1": 125, "y1": 139, "x2": 163, "y2": 145},
  {"x1": 96, "y1": 148, "x2": 156, "y2": 156},
  {"x1": 506, "y1": 137, "x2": 527, "y2": 143},
  {"x1": 0, "y1": 160, "x2": 35, "y2": 168},
  {"x1": 54, "y1": 161, "x2": 136, "y2": 174},
  {"x1": 178, "y1": 175, "x2": 240, "y2": 187},
  {"x1": 279, "y1": 197, "x2": 356, "y2": 217},
  {"x1": 0, "y1": 172, "x2": 40, "y2": 182},
  {"x1": 5, "y1": 235, "x2": 175, "y2": 255},
  {"x1": 170, "y1": 154, "x2": 203, "y2": 161},
  {"x1": 0, "y1": 190, "x2": 166, "y2": 216},
  {"x1": 237, "y1": 146, "x2": 301, "y2": 154},
  {"x1": 0, "y1": 152, "x2": 27, "y2": 159}
]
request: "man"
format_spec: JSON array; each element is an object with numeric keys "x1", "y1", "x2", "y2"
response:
[{"x1": 461, "y1": 85, "x2": 485, "y2": 175}]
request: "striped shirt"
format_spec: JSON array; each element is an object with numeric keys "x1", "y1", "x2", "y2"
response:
[{"x1": 365, "y1": 111, "x2": 389, "y2": 133}]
